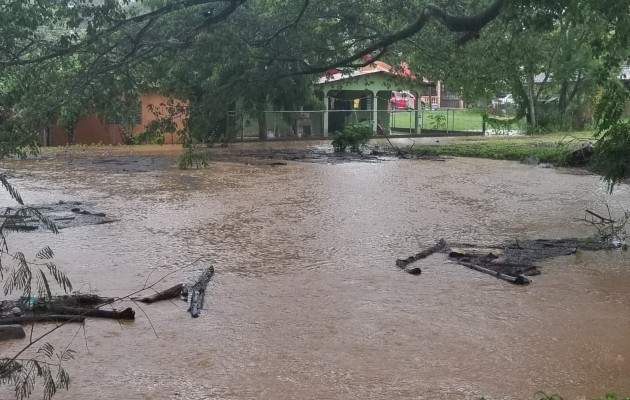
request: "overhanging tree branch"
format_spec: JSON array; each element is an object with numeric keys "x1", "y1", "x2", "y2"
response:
[
  {"x1": 0, "y1": 0, "x2": 247, "y2": 68},
  {"x1": 294, "y1": 0, "x2": 506, "y2": 75},
  {"x1": 255, "y1": 0, "x2": 311, "y2": 44}
]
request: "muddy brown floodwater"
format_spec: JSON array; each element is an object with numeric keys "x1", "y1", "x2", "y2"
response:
[{"x1": 1, "y1": 143, "x2": 630, "y2": 400}]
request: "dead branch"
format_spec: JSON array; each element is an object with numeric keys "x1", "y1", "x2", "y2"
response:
[
  {"x1": 455, "y1": 261, "x2": 531, "y2": 285},
  {"x1": 0, "y1": 315, "x2": 86, "y2": 325},
  {"x1": 187, "y1": 266, "x2": 214, "y2": 318},
  {"x1": 585, "y1": 209, "x2": 614, "y2": 223},
  {"x1": 396, "y1": 239, "x2": 449, "y2": 269},
  {"x1": 46, "y1": 306, "x2": 135, "y2": 320},
  {"x1": 135, "y1": 283, "x2": 184, "y2": 304}
]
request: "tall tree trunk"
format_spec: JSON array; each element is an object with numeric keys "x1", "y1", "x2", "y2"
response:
[
  {"x1": 573, "y1": 92, "x2": 586, "y2": 130},
  {"x1": 257, "y1": 112, "x2": 267, "y2": 140},
  {"x1": 558, "y1": 80, "x2": 569, "y2": 115},
  {"x1": 527, "y1": 74, "x2": 537, "y2": 128},
  {"x1": 67, "y1": 126, "x2": 76, "y2": 145}
]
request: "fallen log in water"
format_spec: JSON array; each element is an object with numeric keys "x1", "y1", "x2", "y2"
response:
[
  {"x1": 188, "y1": 266, "x2": 214, "y2": 318},
  {"x1": 395, "y1": 234, "x2": 619, "y2": 284},
  {"x1": 395, "y1": 239, "x2": 449, "y2": 274},
  {"x1": 485, "y1": 262, "x2": 541, "y2": 276},
  {"x1": 454, "y1": 261, "x2": 531, "y2": 285},
  {"x1": 135, "y1": 283, "x2": 184, "y2": 304},
  {"x1": 0, "y1": 325, "x2": 26, "y2": 340},
  {"x1": 47, "y1": 306, "x2": 135, "y2": 320},
  {"x1": 449, "y1": 247, "x2": 502, "y2": 259},
  {"x1": 43, "y1": 294, "x2": 116, "y2": 307},
  {"x1": 0, "y1": 315, "x2": 85, "y2": 325}
]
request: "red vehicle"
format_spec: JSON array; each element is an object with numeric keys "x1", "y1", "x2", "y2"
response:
[{"x1": 390, "y1": 91, "x2": 419, "y2": 110}]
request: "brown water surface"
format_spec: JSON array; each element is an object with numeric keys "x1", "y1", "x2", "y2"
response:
[{"x1": 1, "y1": 144, "x2": 629, "y2": 400}]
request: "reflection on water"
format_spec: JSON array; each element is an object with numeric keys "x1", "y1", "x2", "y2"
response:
[{"x1": 1, "y1": 146, "x2": 629, "y2": 400}]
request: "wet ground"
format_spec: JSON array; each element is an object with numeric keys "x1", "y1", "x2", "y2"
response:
[{"x1": 1, "y1": 143, "x2": 629, "y2": 400}]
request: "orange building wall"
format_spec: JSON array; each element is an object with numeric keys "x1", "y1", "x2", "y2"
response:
[{"x1": 49, "y1": 92, "x2": 185, "y2": 146}]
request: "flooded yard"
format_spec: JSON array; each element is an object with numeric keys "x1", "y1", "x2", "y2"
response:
[{"x1": 1, "y1": 144, "x2": 629, "y2": 400}]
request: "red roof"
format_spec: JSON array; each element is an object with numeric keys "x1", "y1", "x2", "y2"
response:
[{"x1": 319, "y1": 60, "x2": 425, "y2": 84}]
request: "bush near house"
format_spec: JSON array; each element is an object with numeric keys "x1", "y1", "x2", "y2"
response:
[{"x1": 332, "y1": 122, "x2": 373, "y2": 153}]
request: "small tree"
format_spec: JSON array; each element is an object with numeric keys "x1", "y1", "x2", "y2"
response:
[
  {"x1": 592, "y1": 79, "x2": 630, "y2": 192},
  {"x1": 102, "y1": 97, "x2": 142, "y2": 145},
  {"x1": 0, "y1": 174, "x2": 74, "y2": 399},
  {"x1": 57, "y1": 108, "x2": 82, "y2": 145},
  {"x1": 332, "y1": 123, "x2": 373, "y2": 153}
]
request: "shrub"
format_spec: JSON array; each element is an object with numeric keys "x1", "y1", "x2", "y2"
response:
[
  {"x1": 332, "y1": 123, "x2": 373, "y2": 153},
  {"x1": 178, "y1": 146, "x2": 208, "y2": 169},
  {"x1": 428, "y1": 113, "x2": 447, "y2": 130},
  {"x1": 592, "y1": 121, "x2": 630, "y2": 192}
]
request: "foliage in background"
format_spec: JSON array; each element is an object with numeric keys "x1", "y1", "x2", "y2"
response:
[
  {"x1": 402, "y1": 0, "x2": 622, "y2": 132},
  {"x1": 592, "y1": 121, "x2": 630, "y2": 192},
  {"x1": 592, "y1": 80, "x2": 630, "y2": 192},
  {"x1": 428, "y1": 114, "x2": 447, "y2": 130}
]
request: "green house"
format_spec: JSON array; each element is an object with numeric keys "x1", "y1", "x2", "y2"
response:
[
  {"x1": 238, "y1": 61, "x2": 445, "y2": 139},
  {"x1": 316, "y1": 61, "x2": 439, "y2": 136}
]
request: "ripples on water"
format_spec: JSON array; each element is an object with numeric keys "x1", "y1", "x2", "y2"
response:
[{"x1": 1, "y1": 148, "x2": 629, "y2": 400}]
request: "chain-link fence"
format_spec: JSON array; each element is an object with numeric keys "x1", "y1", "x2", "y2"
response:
[
  {"x1": 234, "y1": 111, "x2": 325, "y2": 140},
  {"x1": 227, "y1": 107, "x2": 522, "y2": 140},
  {"x1": 390, "y1": 108, "x2": 485, "y2": 133}
]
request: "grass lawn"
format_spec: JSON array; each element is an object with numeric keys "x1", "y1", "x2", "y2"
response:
[
  {"x1": 390, "y1": 109, "x2": 520, "y2": 132},
  {"x1": 407, "y1": 131, "x2": 596, "y2": 165}
]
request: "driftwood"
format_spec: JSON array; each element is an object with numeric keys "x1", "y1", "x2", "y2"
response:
[
  {"x1": 398, "y1": 234, "x2": 617, "y2": 284},
  {"x1": 0, "y1": 315, "x2": 86, "y2": 325},
  {"x1": 482, "y1": 262, "x2": 541, "y2": 276},
  {"x1": 456, "y1": 261, "x2": 531, "y2": 285},
  {"x1": 0, "y1": 293, "x2": 133, "y2": 340},
  {"x1": 187, "y1": 266, "x2": 214, "y2": 318},
  {"x1": 46, "y1": 306, "x2": 135, "y2": 320},
  {"x1": 585, "y1": 209, "x2": 615, "y2": 223},
  {"x1": 396, "y1": 239, "x2": 537, "y2": 285},
  {"x1": 0, "y1": 325, "x2": 26, "y2": 340},
  {"x1": 38, "y1": 294, "x2": 116, "y2": 308},
  {"x1": 136, "y1": 283, "x2": 184, "y2": 304},
  {"x1": 396, "y1": 239, "x2": 449, "y2": 271},
  {"x1": 449, "y1": 247, "x2": 502, "y2": 258}
]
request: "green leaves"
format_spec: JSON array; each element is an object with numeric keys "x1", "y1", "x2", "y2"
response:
[
  {"x1": 332, "y1": 123, "x2": 373, "y2": 153},
  {"x1": 36, "y1": 246, "x2": 55, "y2": 261},
  {"x1": 592, "y1": 121, "x2": 630, "y2": 193},
  {"x1": 0, "y1": 344, "x2": 75, "y2": 400},
  {"x1": 0, "y1": 175, "x2": 24, "y2": 205},
  {"x1": 594, "y1": 80, "x2": 629, "y2": 134},
  {"x1": 3, "y1": 252, "x2": 32, "y2": 297},
  {"x1": 0, "y1": 173, "x2": 68, "y2": 304}
]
